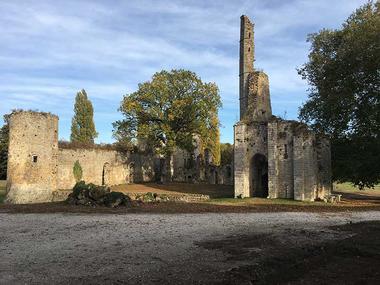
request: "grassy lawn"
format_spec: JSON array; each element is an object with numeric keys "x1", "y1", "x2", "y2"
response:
[
  {"x1": 0, "y1": 180, "x2": 6, "y2": 204},
  {"x1": 207, "y1": 197, "x2": 326, "y2": 207},
  {"x1": 335, "y1": 182, "x2": 380, "y2": 192}
]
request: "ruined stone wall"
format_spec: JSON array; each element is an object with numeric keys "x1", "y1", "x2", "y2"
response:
[
  {"x1": 316, "y1": 136, "x2": 332, "y2": 198},
  {"x1": 128, "y1": 152, "x2": 159, "y2": 183},
  {"x1": 6, "y1": 112, "x2": 58, "y2": 203},
  {"x1": 293, "y1": 132, "x2": 318, "y2": 201},
  {"x1": 234, "y1": 121, "x2": 268, "y2": 197},
  {"x1": 172, "y1": 148, "x2": 194, "y2": 182},
  {"x1": 57, "y1": 148, "x2": 129, "y2": 190},
  {"x1": 247, "y1": 72, "x2": 272, "y2": 122},
  {"x1": 268, "y1": 120, "x2": 295, "y2": 199}
]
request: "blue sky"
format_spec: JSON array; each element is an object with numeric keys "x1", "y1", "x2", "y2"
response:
[{"x1": 0, "y1": 0, "x2": 367, "y2": 143}]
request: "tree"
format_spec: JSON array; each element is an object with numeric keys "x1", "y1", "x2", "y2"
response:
[
  {"x1": 0, "y1": 115, "x2": 9, "y2": 180},
  {"x1": 298, "y1": 1, "x2": 380, "y2": 188},
  {"x1": 73, "y1": 160, "x2": 83, "y2": 182},
  {"x1": 71, "y1": 89, "x2": 98, "y2": 144},
  {"x1": 220, "y1": 143, "x2": 233, "y2": 166},
  {"x1": 113, "y1": 69, "x2": 222, "y2": 181}
]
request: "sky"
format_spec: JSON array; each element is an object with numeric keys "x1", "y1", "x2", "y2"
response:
[{"x1": 0, "y1": 0, "x2": 368, "y2": 143}]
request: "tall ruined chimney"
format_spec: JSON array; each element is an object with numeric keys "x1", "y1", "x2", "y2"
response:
[{"x1": 239, "y1": 15, "x2": 254, "y2": 120}]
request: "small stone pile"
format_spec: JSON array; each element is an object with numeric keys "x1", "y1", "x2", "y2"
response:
[{"x1": 66, "y1": 181, "x2": 131, "y2": 208}]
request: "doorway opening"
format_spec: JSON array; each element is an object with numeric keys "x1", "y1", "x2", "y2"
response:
[{"x1": 250, "y1": 153, "x2": 268, "y2": 197}]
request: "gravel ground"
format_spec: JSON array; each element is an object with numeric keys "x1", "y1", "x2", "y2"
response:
[{"x1": 1, "y1": 212, "x2": 380, "y2": 284}]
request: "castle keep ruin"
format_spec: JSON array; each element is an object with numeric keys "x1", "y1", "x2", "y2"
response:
[
  {"x1": 234, "y1": 15, "x2": 332, "y2": 201},
  {"x1": 5, "y1": 111, "x2": 232, "y2": 204}
]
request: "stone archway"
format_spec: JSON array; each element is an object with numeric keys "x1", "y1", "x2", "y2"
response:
[
  {"x1": 102, "y1": 162, "x2": 111, "y2": 186},
  {"x1": 250, "y1": 153, "x2": 268, "y2": 197}
]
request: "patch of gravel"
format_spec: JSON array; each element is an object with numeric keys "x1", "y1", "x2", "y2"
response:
[{"x1": 0, "y1": 211, "x2": 380, "y2": 284}]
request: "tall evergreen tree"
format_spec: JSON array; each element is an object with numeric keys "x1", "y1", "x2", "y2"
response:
[
  {"x1": 0, "y1": 115, "x2": 9, "y2": 180},
  {"x1": 114, "y1": 69, "x2": 221, "y2": 181},
  {"x1": 70, "y1": 89, "x2": 98, "y2": 144}
]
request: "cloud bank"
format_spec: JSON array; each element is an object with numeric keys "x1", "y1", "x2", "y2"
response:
[{"x1": 0, "y1": 0, "x2": 367, "y2": 143}]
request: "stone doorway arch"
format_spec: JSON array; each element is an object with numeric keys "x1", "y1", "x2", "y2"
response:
[{"x1": 250, "y1": 153, "x2": 268, "y2": 197}]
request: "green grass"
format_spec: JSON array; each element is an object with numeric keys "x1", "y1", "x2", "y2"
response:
[
  {"x1": 335, "y1": 182, "x2": 380, "y2": 192},
  {"x1": 207, "y1": 197, "x2": 325, "y2": 207},
  {"x1": 0, "y1": 180, "x2": 6, "y2": 204}
]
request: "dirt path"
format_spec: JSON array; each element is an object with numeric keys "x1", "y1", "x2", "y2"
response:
[{"x1": 1, "y1": 212, "x2": 380, "y2": 284}]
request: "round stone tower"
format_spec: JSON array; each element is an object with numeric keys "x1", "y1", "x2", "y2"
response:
[{"x1": 6, "y1": 111, "x2": 59, "y2": 204}]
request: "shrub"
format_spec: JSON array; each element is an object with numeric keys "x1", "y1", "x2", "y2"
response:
[{"x1": 73, "y1": 160, "x2": 83, "y2": 182}]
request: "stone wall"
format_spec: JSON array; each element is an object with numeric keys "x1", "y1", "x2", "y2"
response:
[
  {"x1": 247, "y1": 71, "x2": 272, "y2": 122},
  {"x1": 293, "y1": 131, "x2": 318, "y2": 201},
  {"x1": 57, "y1": 148, "x2": 129, "y2": 190},
  {"x1": 316, "y1": 136, "x2": 332, "y2": 198},
  {"x1": 6, "y1": 112, "x2": 58, "y2": 203},
  {"x1": 268, "y1": 120, "x2": 295, "y2": 199},
  {"x1": 234, "y1": 121, "x2": 268, "y2": 198}
]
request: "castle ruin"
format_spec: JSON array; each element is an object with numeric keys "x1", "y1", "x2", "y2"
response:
[
  {"x1": 5, "y1": 111, "x2": 232, "y2": 204},
  {"x1": 234, "y1": 15, "x2": 332, "y2": 201},
  {"x1": 4, "y1": 15, "x2": 331, "y2": 204}
]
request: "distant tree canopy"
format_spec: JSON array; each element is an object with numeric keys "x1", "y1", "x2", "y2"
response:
[
  {"x1": 70, "y1": 89, "x2": 98, "y2": 144},
  {"x1": 113, "y1": 69, "x2": 222, "y2": 176},
  {"x1": 298, "y1": 1, "x2": 380, "y2": 188},
  {"x1": 220, "y1": 143, "x2": 233, "y2": 166},
  {"x1": 0, "y1": 115, "x2": 9, "y2": 180}
]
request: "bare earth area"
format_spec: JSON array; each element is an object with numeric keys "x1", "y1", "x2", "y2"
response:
[{"x1": 1, "y1": 212, "x2": 380, "y2": 284}]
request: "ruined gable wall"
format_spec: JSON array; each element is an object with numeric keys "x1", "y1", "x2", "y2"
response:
[
  {"x1": 247, "y1": 71, "x2": 272, "y2": 122},
  {"x1": 234, "y1": 121, "x2": 268, "y2": 198},
  {"x1": 293, "y1": 130, "x2": 318, "y2": 201},
  {"x1": 6, "y1": 111, "x2": 58, "y2": 204},
  {"x1": 268, "y1": 120, "x2": 295, "y2": 199},
  {"x1": 316, "y1": 136, "x2": 332, "y2": 198}
]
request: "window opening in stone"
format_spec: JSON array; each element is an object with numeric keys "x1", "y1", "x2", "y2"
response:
[
  {"x1": 248, "y1": 47, "x2": 250, "y2": 52},
  {"x1": 32, "y1": 155, "x2": 38, "y2": 163}
]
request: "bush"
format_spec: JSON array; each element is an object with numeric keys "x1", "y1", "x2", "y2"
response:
[{"x1": 73, "y1": 160, "x2": 83, "y2": 182}]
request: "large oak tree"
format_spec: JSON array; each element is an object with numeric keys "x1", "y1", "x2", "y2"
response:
[
  {"x1": 113, "y1": 69, "x2": 221, "y2": 181},
  {"x1": 298, "y1": 1, "x2": 380, "y2": 188}
]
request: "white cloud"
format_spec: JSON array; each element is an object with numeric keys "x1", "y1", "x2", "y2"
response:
[{"x1": 0, "y1": 0, "x2": 368, "y2": 143}]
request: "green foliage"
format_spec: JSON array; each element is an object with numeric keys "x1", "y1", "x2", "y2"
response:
[
  {"x1": 220, "y1": 143, "x2": 233, "y2": 166},
  {"x1": 113, "y1": 69, "x2": 222, "y2": 159},
  {"x1": 298, "y1": 1, "x2": 380, "y2": 188},
  {"x1": 73, "y1": 160, "x2": 83, "y2": 182},
  {"x1": 0, "y1": 115, "x2": 9, "y2": 180},
  {"x1": 70, "y1": 89, "x2": 98, "y2": 144}
]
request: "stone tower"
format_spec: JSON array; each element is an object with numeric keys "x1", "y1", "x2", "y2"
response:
[
  {"x1": 6, "y1": 111, "x2": 59, "y2": 203},
  {"x1": 239, "y1": 15, "x2": 254, "y2": 119},
  {"x1": 239, "y1": 15, "x2": 272, "y2": 122}
]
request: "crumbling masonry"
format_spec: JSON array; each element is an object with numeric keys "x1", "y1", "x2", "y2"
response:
[
  {"x1": 5, "y1": 111, "x2": 232, "y2": 204},
  {"x1": 234, "y1": 15, "x2": 332, "y2": 201}
]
